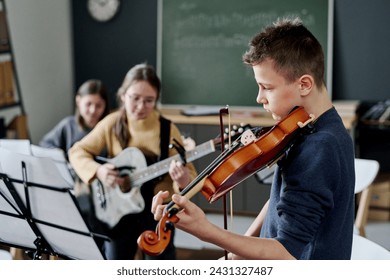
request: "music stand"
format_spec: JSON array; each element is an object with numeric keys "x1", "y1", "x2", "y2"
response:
[
  {"x1": 0, "y1": 147, "x2": 107, "y2": 260},
  {"x1": 30, "y1": 144, "x2": 75, "y2": 186}
]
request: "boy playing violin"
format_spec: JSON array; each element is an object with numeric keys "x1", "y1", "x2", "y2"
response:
[{"x1": 151, "y1": 17, "x2": 355, "y2": 260}]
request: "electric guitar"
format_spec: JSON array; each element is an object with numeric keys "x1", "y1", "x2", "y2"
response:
[{"x1": 91, "y1": 125, "x2": 251, "y2": 228}]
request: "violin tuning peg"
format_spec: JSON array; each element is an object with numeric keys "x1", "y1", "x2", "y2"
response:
[{"x1": 164, "y1": 221, "x2": 175, "y2": 231}]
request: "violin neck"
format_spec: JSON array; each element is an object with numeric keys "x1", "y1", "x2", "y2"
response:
[
  {"x1": 165, "y1": 141, "x2": 241, "y2": 212},
  {"x1": 165, "y1": 176, "x2": 206, "y2": 212}
]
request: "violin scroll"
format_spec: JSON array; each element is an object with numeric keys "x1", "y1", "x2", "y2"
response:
[{"x1": 137, "y1": 208, "x2": 180, "y2": 256}]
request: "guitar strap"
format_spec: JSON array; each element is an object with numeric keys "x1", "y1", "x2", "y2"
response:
[{"x1": 159, "y1": 115, "x2": 171, "y2": 161}]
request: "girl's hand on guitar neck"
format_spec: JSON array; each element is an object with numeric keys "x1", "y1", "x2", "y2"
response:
[
  {"x1": 169, "y1": 160, "x2": 191, "y2": 190},
  {"x1": 182, "y1": 136, "x2": 196, "y2": 151}
]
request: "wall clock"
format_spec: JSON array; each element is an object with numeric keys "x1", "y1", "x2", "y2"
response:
[{"x1": 87, "y1": 0, "x2": 120, "y2": 22}]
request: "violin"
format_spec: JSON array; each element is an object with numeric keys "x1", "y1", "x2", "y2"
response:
[{"x1": 137, "y1": 106, "x2": 315, "y2": 256}]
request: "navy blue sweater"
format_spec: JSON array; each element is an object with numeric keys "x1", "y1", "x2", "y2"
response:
[{"x1": 260, "y1": 107, "x2": 355, "y2": 259}]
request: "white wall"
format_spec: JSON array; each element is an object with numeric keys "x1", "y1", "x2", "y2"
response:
[{"x1": 4, "y1": 0, "x2": 73, "y2": 144}]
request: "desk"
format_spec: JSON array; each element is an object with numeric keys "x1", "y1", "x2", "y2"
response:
[
  {"x1": 160, "y1": 106, "x2": 275, "y2": 127},
  {"x1": 160, "y1": 100, "x2": 358, "y2": 130}
]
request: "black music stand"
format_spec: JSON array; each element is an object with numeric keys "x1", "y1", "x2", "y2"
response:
[{"x1": 0, "y1": 148, "x2": 107, "y2": 260}]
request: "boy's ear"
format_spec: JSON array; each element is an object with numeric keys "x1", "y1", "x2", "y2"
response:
[{"x1": 299, "y1": 75, "x2": 314, "y2": 96}]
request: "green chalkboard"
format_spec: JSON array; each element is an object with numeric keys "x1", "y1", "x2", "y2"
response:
[{"x1": 158, "y1": 0, "x2": 333, "y2": 107}]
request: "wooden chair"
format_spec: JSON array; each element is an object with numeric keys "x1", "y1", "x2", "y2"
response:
[{"x1": 354, "y1": 158, "x2": 380, "y2": 237}]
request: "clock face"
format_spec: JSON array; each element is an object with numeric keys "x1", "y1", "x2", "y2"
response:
[{"x1": 87, "y1": 0, "x2": 120, "y2": 22}]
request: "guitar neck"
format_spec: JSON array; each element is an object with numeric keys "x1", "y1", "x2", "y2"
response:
[{"x1": 131, "y1": 140, "x2": 215, "y2": 186}]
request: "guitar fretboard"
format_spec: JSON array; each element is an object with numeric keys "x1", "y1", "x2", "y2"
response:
[{"x1": 131, "y1": 140, "x2": 215, "y2": 186}]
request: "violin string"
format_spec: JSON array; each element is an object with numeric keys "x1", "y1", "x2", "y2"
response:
[{"x1": 227, "y1": 109, "x2": 234, "y2": 232}]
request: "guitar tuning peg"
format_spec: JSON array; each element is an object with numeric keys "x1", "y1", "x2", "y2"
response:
[
  {"x1": 238, "y1": 127, "x2": 244, "y2": 133},
  {"x1": 224, "y1": 128, "x2": 229, "y2": 134},
  {"x1": 230, "y1": 130, "x2": 236, "y2": 136},
  {"x1": 232, "y1": 125, "x2": 238, "y2": 130}
]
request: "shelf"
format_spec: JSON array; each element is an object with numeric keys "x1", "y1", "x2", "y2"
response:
[
  {"x1": 0, "y1": 101, "x2": 21, "y2": 110},
  {"x1": 0, "y1": 0, "x2": 28, "y2": 139}
]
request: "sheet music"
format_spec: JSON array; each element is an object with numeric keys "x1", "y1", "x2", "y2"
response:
[
  {"x1": 30, "y1": 145, "x2": 75, "y2": 186},
  {"x1": 0, "y1": 139, "x2": 31, "y2": 155},
  {"x1": 0, "y1": 214, "x2": 37, "y2": 249},
  {"x1": 0, "y1": 147, "x2": 71, "y2": 188},
  {"x1": 0, "y1": 179, "x2": 20, "y2": 215},
  {"x1": 30, "y1": 144, "x2": 66, "y2": 161},
  {"x1": 0, "y1": 181, "x2": 105, "y2": 259},
  {"x1": 29, "y1": 186, "x2": 87, "y2": 229},
  {"x1": 0, "y1": 147, "x2": 105, "y2": 259},
  {"x1": 1, "y1": 161, "x2": 37, "y2": 250},
  {"x1": 0, "y1": 163, "x2": 18, "y2": 214},
  {"x1": 37, "y1": 223, "x2": 104, "y2": 260}
]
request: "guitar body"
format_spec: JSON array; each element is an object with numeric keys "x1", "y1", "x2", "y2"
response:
[{"x1": 91, "y1": 147, "x2": 147, "y2": 228}]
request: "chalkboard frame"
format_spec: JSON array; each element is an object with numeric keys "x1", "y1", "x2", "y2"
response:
[{"x1": 157, "y1": 0, "x2": 334, "y2": 108}]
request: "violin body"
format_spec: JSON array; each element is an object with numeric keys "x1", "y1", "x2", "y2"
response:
[
  {"x1": 202, "y1": 106, "x2": 312, "y2": 202},
  {"x1": 138, "y1": 106, "x2": 314, "y2": 256}
]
